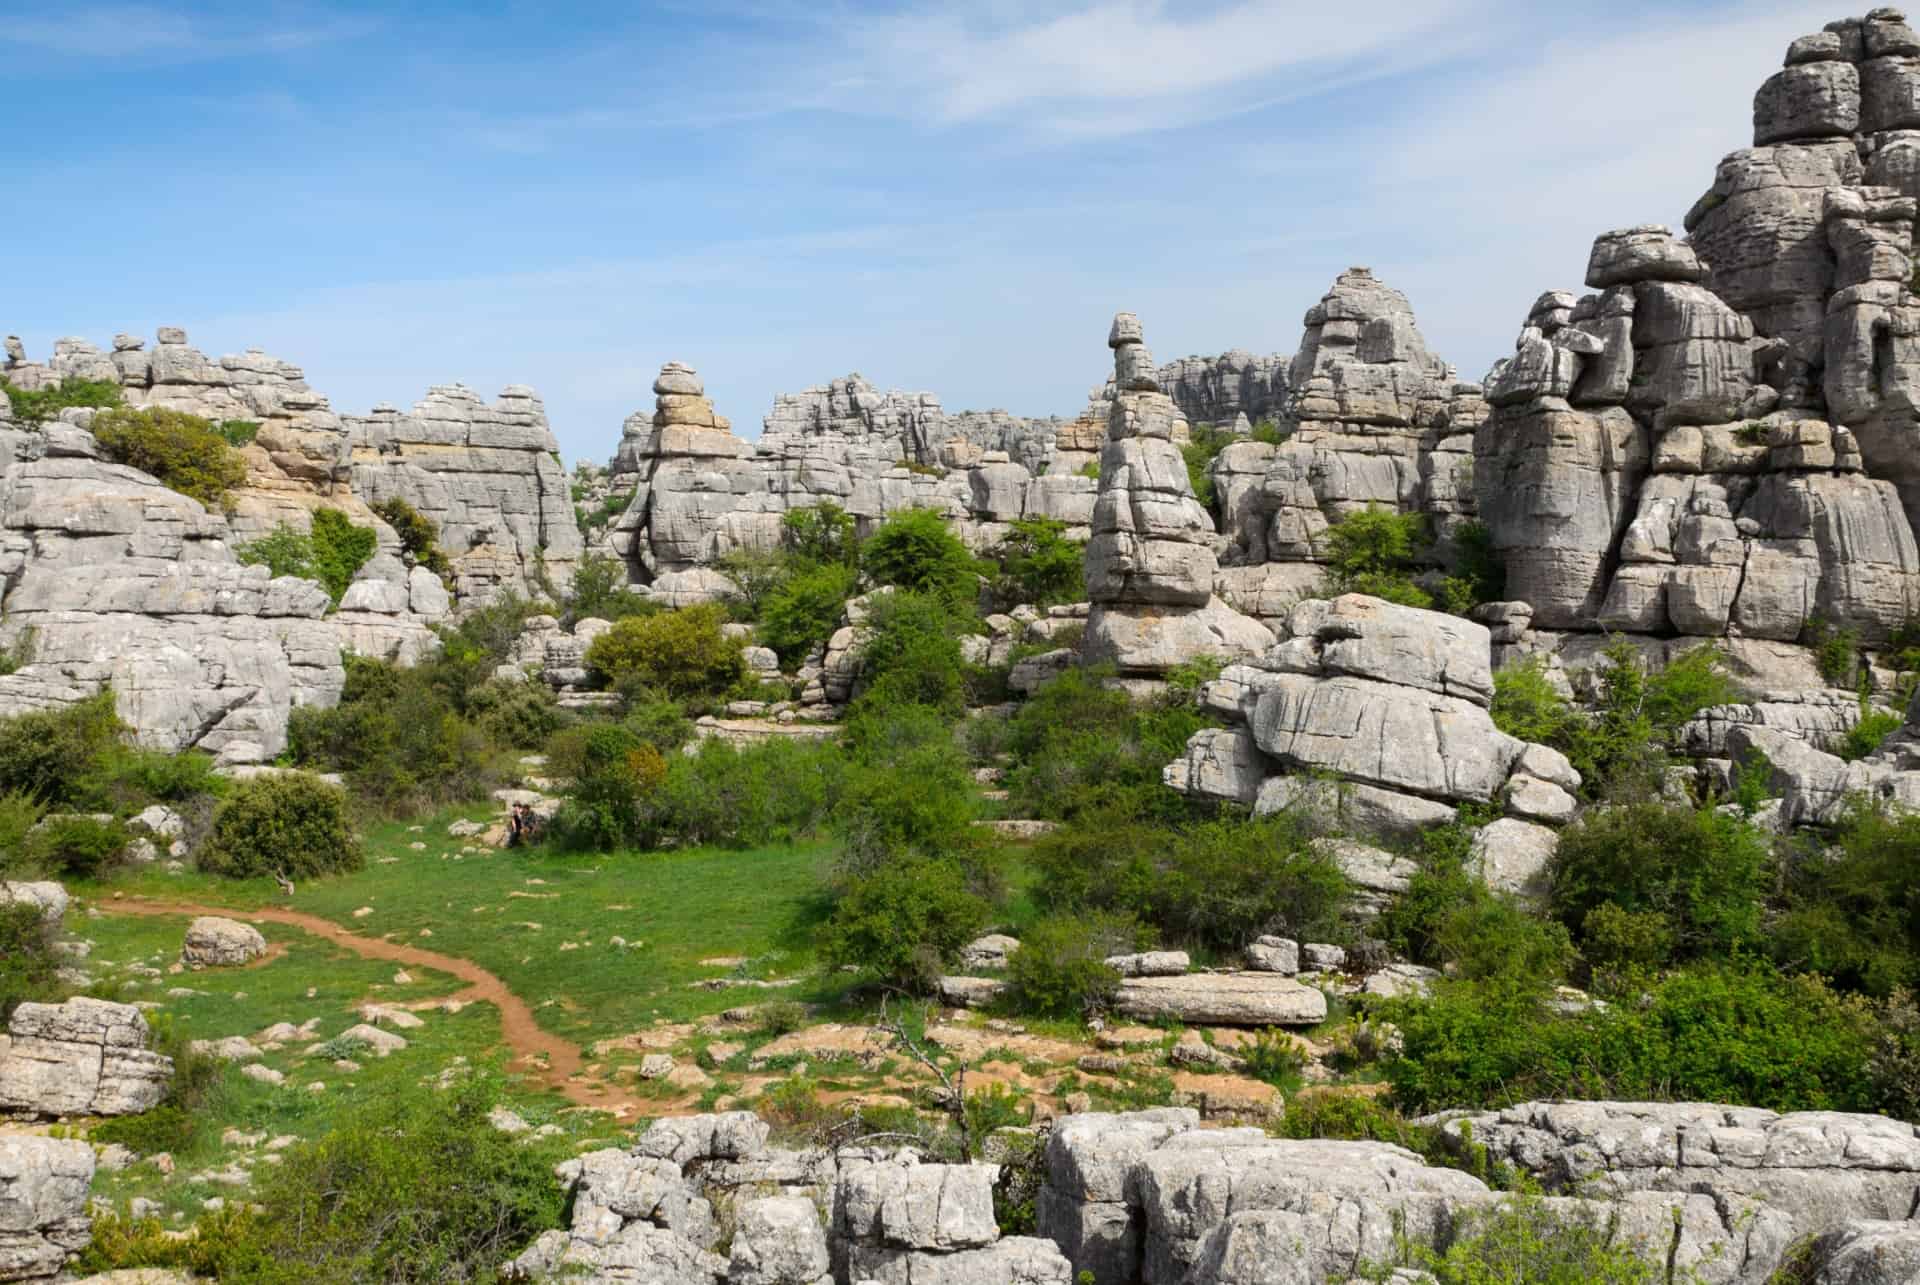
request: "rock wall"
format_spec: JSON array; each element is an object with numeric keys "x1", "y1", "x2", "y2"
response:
[
  {"x1": 0, "y1": 1135, "x2": 95, "y2": 1283},
  {"x1": 2, "y1": 327, "x2": 579, "y2": 602}
]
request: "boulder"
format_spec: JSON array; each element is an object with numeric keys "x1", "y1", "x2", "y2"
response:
[
  {"x1": 0, "y1": 998, "x2": 172, "y2": 1117},
  {"x1": 1112, "y1": 973, "x2": 1327, "y2": 1027},
  {"x1": 0, "y1": 883, "x2": 66, "y2": 927},
  {"x1": 1467, "y1": 818, "x2": 1559, "y2": 899},
  {"x1": 181, "y1": 916, "x2": 267, "y2": 968},
  {"x1": 0, "y1": 1135, "x2": 95, "y2": 1283},
  {"x1": 727, "y1": 1194, "x2": 830, "y2": 1285}
]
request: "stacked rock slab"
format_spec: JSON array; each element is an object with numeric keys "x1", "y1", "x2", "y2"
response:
[
  {"x1": 3, "y1": 328, "x2": 577, "y2": 603},
  {"x1": 1216, "y1": 271, "x2": 1487, "y2": 630},
  {"x1": 1154, "y1": 350, "x2": 1289, "y2": 429},
  {"x1": 1164, "y1": 594, "x2": 1582, "y2": 836},
  {"x1": 0, "y1": 998, "x2": 173, "y2": 1118},
  {"x1": 1084, "y1": 313, "x2": 1275, "y2": 676},
  {"x1": 0, "y1": 1136, "x2": 95, "y2": 1283},
  {"x1": 1477, "y1": 12, "x2": 1920, "y2": 640},
  {"x1": 609, "y1": 362, "x2": 779, "y2": 593}
]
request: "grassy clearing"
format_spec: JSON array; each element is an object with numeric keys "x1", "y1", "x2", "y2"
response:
[
  {"x1": 82, "y1": 810, "x2": 843, "y2": 1049},
  {"x1": 67, "y1": 913, "x2": 619, "y2": 1223}
]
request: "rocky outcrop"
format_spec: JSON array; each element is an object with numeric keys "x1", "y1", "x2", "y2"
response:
[
  {"x1": 0, "y1": 1135, "x2": 94, "y2": 1282},
  {"x1": 1084, "y1": 314, "x2": 1274, "y2": 677},
  {"x1": 181, "y1": 916, "x2": 267, "y2": 968},
  {"x1": 1168, "y1": 595, "x2": 1581, "y2": 834},
  {"x1": 0, "y1": 998, "x2": 173, "y2": 1118},
  {"x1": 1154, "y1": 351, "x2": 1289, "y2": 429}
]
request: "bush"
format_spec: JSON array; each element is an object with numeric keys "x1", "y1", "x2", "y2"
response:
[
  {"x1": 547, "y1": 721, "x2": 659, "y2": 851},
  {"x1": 462, "y1": 678, "x2": 568, "y2": 751},
  {"x1": 1488, "y1": 656, "x2": 1579, "y2": 747},
  {"x1": 1180, "y1": 424, "x2": 1235, "y2": 513},
  {"x1": 201, "y1": 773, "x2": 361, "y2": 880},
  {"x1": 288, "y1": 656, "x2": 499, "y2": 814},
  {"x1": 371, "y1": 495, "x2": 453, "y2": 584},
  {"x1": 239, "y1": 509, "x2": 377, "y2": 604},
  {"x1": 235, "y1": 523, "x2": 313, "y2": 581},
  {"x1": 199, "y1": 1075, "x2": 566, "y2": 1282},
  {"x1": 1383, "y1": 962, "x2": 1874, "y2": 1116},
  {"x1": 28, "y1": 813, "x2": 129, "y2": 879},
  {"x1": 1006, "y1": 912, "x2": 1139, "y2": 1018},
  {"x1": 1033, "y1": 813, "x2": 1348, "y2": 952},
  {"x1": 1377, "y1": 1192, "x2": 1693, "y2": 1284},
  {"x1": 1805, "y1": 614, "x2": 1863, "y2": 687},
  {"x1": 215, "y1": 419, "x2": 260, "y2": 447},
  {"x1": 0, "y1": 902, "x2": 58, "y2": 1020},
  {"x1": 91, "y1": 406, "x2": 248, "y2": 509},
  {"x1": 1838, "y1": 704, "x2": 1903, "y2": 760},
  {"x1": 1002, "y1": 665, "x2": 1213, "y2": 824},
  {"x1": 848, "y1": 591, "x2": 975, "y2": 718},
  {"x1": 1, "y1": 374, "x2": 123, "y2": 427},
  {"x1": 584, "y1": 604, "x2": 744, "y2": 700},
  {"x1": 1770, "y1": 802, "x2": 1920, "y2": 995},
  {"x1": 861, "y1": 508, "x2": 980, "y2": 605},
  {"x1": 0, "y1": 792, "x2": 45, "y2": 879},
  {"x1": 1436, "y1": 520, "x2": 1505, "y2": 616},
  {"x1": 565, "y1": 550, "x2": 654, "y2": 623},
  {"x1": 1548, "y1": 801, "x2": 1769, "y2": 969},
  {"x1": 1324, "y1": 504, "x2": 1431, "y2": 607},
  {"x1": 0, "y1": 692, "x2": 127, "y2": 808},
  {"x1": 993, "y1": 517, "x2": 1085, "y2": 608},
  {"x1": 833, "y1": 733, "x2": 980, "y2": 874},
  {"x1": 640, "y1": 737, "x2": 846, "y2": 849},
  {"x1": 820, "y1": 858, "x2": 990, "y2": 988},
  {"x1": 783, "y1": 500, "x2": 859, "y2": 565},
  {"x1": 759, "y1": 562, "x2": 860, "y2": 665}
]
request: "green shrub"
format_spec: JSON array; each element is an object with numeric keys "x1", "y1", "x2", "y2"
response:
[
  {"x1": 641, "y1": 737, "x2": 846, "y2": 849},
  {"x1": 1033, "y1": 813, "x2": 1348, "y2": 952},
  {"x1": 584, "y1": 604, "x2": 744, "y2": 700},
  {"x1": 287, "y1": 656, "x2": 499, "y2": 814},
  {"x1": 200, "y1": 1075, "x2": 567, "y2": 1282},
  {"x1": 1374, "y1": 1191, "x2": 1696, "y2": 1284},
  {"x1": 201, "y1": 772, "x2": 361, "y2": 880},
  {"x1": 759, "y1": 562, "x2": 860, "y2": 665},
  {"x1": 861, "y1": 508, "x2": 980, "y2": 605},
  {"x1": 371, "y1": 495, "x2": 453, "y2": 584},
  {"x1": 1006, "y1": 912, "x2": 1138, "y2": 1018},
  {"x1": 547, "y1": 721, "x2": 658, "y2": 851},
  {"x1": 848, "y1": 591, "x2": 975, "y2": 718},
  {"x1": 0, "y1": 792, "x2": 45, "y2": 880},
  {"x1": 783, "y1": 500, "x2": 859, "y2": 565},
  {"x1": 462, "y1": 678, "x2": 567, "y2": 751},
  {"x1": 1180, "y1": 424, "x2": 1235, "y2": 513},
  {"x1": 28, "y1": 813, "x2": 128, "y2": 879},
  {"x1": 1548, "y1": 801, "x2": 1769, "y2": 968},
  {"x1": 1489, "y1": 656, "x2": 1579, "y2": 747},
  {"x1": 1770, "y1": 802, "x2": 1920, "y2": 995},
  {"x1": 91, "y1": 406, "x2": 248, "y2": 509},
  {"x1": 1805, "y1": 614, "x2": 1864, "y2": 687},
  {"x1": 833, "y1": 734, "x2": 980, "y2": 874},
  {"x1": 1436, "y1": 520, "x2": 1505, "y2": 616},
  {"x1": 0, "y1": 902, "x2": 58, "y2": 1021},
  {"x1": 0, "y1": 692, "x2": 127, "y2": 808},
  {"x1": 1551, "y1": 640, "x2": 1745, "y2": 799},
  {"x1": 1324, "y1": 504, "x2": 1431, "y2": 607},
  {"x1": 821, "y1": 858, "x2": 991, "y2": 988},
  {"x1": 235, "y1": 523, "x2": 313, "y2": 580},
  {"x1": 214, "y1": 419, "x2": 260, "y2": 447},
  {"x1": 1, "y1": 374, "x2": 123, "y2": 427},
  {"x1": 308, "y1": 508, "x2": 378, "y2": 602},
  {"x1": 1838, "y1": 705, "x2": 1903, "y2": 761},
  {"x1": 992, "y1": 517, "x2": 1085, "y2": 608},
  {"x1": 566, "y1": 550, "x2": 654, "y2": 622},
  {"x1": 0, "y1": 627, "x2": 33, "y2": 677},
  {"x1": 620, "y1": 697, "x2": 695, "y2": 753},
  {"x1": 1383, "y1": 962, "x2": 1874, "y2": 1116},
  {"x1": 1002, "y1": 665, "x2": 1213, "y2": 824}
]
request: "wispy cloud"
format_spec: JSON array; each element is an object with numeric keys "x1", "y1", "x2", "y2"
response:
[{"x1": 1, "y1": 4, "x2": 374, "y2": 59}]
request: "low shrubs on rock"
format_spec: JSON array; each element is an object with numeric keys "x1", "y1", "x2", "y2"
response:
[
  {"x1": 1770, "y1": 802, "x2": 1920, "y2": 996},
  {"x1": 564, "y1": 550, "x2": 654, "y2": 623},
  {"x1": 1, "y1": 374, "x2": 123, "y2": 426},
  {"x1": 91, "y1": 406, "x2": 248, "y2": 510},
  {"x1": 820, "y1": 857, "x2": 990, "y2": 989},
  {"x1": 991, "y1": 516, "x2": 1084, "y2": 608},
  {"x1": 1371, "y1": 1191, "x2": 1694, "y2": 1283},
  {"x1": 1323, "y1": 504, "x2": 1432, "y2": 607},
  {"x1": 0, "y1": 901, "x2": 58, "y2": 1019},
  {"x1": 27, "y1": 812, "x2": 129, "y2": 879},
  {"x1": 201, "y1": 772, "x2": 361, "y2": 880},
  {"x1": 584, "y1": 603, "x2": 744, "y2": 701},
  {"x1": 1005, "y1": 912, "x2": 1139, "y2": 1018},
  {"x1": 371, "y1": 495, "x2": 453, "y2": 584},
  {"x1": 0, "y1": 691, "x2": 126, "y2": 808},
  {"x1": 860, "y1": 507, "x2": 980, "y2": 606},
  {"x1": 759, "y1": 562, "x2": 860, "y2": 665},
  {"x1": 236, "y1": 508, "x2": 378, "y2": 604},
  {"x1": 287, "y1": 655, "x2": 499, "y2": 815}
]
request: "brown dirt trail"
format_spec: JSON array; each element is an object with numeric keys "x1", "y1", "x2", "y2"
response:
[{"x1": 98, "y1": 897, "x2": 646, "y2": 1116}]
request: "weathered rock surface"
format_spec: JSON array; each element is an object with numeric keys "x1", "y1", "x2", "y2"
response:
[
  {"x1": 1111, "y1": 973, "x2": 1327, "y2": 1027},
  {"x1": 0, "y1": 1135, "x2": 94, "y2": 1282},
  {"x1": 0, "y1": 998, "x2": 173, "y2": 1117},
  {"x1": 181, "y1": 916, "x2": 267, "y2": 968}
]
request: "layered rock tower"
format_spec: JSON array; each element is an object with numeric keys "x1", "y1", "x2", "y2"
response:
[{"x1": 1084, "y1": 314, "x2": 1273, "y2": 675}]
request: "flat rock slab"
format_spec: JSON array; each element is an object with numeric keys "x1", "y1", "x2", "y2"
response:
[{"x1": 1114, "y1": 973, "x2": 1327, "y2": 1027}]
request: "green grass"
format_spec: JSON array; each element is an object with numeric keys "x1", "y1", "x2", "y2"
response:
[
  {"x1": 69, "y1": 913, "x2": 618, "y2": 1222},
  {"x1": 80, "y1": 810, "x2": 842, "y2": 1050}
]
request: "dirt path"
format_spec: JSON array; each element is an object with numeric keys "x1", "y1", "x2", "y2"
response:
[{"x1": 98, "y1": 896, "x2": 646, "y2": 1117}]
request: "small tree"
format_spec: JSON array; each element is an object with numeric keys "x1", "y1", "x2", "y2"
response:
[
  {"x1": 862, "y1": 508, "x2": 980, "y2": 605},
  {"x1": 783, "y1": 501, "x2": 859, "y2": 566},
  {"x1": 583, "y1": 604, "x2": 745, "y2": 700},
  {"x1": 202, "y1": 772, "x2": 362, "y2": 880},
  {"x1": 91, "y1": 406, "x2": 248, "y2": 509},
  {"x1": 371, "y1": 496, "x2": 453, "y2": 583},
  {"x1": 1324, "y1": 504, "x2": 1431, "y2": 607},
  {"x1": 993, "y1": 517, "x2": 1085, "y2": 607}
]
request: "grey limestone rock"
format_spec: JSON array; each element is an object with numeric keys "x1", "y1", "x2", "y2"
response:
[
  {"x1": 181, "y1": 916, "x2": 267, "y2": 968},
  {"x1": 0, "y1": 1135, "x2": 95, "y2": 1283},
  {"x1": 0, "y1": 998, "x2": 173, "y2": 1118},
  {"x1": 1111, "y1": 972, "x2": 1327, "y2": 1027},
  {"x1": 727, "y1": 1195, "x2": 830, "y2": 1285},
  {"x1": 1467, "y1": 818, "x2": 1559, "y2": 899}
]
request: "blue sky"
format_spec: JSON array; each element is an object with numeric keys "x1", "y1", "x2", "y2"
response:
[{"x1": 4, "y1": 0, "x2": 1840, "y2": 463}]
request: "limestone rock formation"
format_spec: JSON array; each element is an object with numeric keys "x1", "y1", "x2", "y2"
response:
[
  {"x1": 0, "y1": 998, "x2": 173, "y2": 1118},
  {"x1": 181, "y1": 916, "x2": 268, "y2": 968},
  {"x1": 0, "y1": 1135, "x2": 95, "y2": 1283},
  {"x1": 1166, "y1": 595, "x2": 1581, "y2": 835},
  {"x1": 1085, "y1": 313, "x2": 1274, "y2": 675},
  {"x1": 1154, "y1": 350, "x2": 1289, "y2": 429}
]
